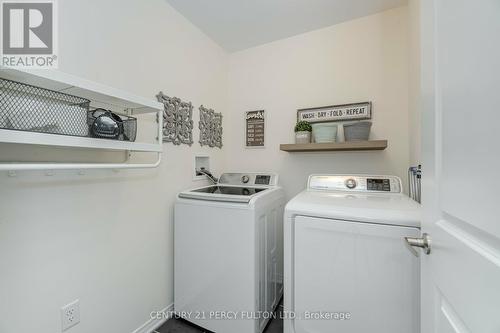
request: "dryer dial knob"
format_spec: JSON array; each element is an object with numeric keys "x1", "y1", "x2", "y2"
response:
[
  {"x1": 345, "y1": 178, "x2": 357, "y2": 189},
  {"x1": 241, "y1": 175, "x2": 250, "y2": 183}
]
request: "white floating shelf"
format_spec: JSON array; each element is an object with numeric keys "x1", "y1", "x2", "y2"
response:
[
  {"x1": 0, "y1": 129, "x2": 162, "y2": 152},
  {"x1": 0, "y1": 68, "x2": 163, "y2": 114},
  {"x1": 0, "y1": 68, "x2": 164, "y2": 171}
]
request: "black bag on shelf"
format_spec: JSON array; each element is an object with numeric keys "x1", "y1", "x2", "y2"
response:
[{"x1": 88, "y1": 109, "x2": 136, "y2": 141}]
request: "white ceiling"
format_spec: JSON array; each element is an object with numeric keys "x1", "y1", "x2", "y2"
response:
[{"x1": 165, "y1": 0, "x2": 407, "y2": 52}]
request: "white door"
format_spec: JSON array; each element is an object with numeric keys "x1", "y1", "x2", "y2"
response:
[{"x1": 418, "y1": 0, "x2": 500, "y2": 332}]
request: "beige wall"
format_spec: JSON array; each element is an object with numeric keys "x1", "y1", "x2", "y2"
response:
[
  {"x1": 226, "y1": 7, "x2": 410, "y2": 198},
  {"x1": 0, "y1": 4, "x2": 415, "y2": 333},
  {"x1": 408, "y1": 0, "x2": 422, "y2": 166},
  {"x1": 0, "y1": 1, "x2": 227, "y2": 332}
]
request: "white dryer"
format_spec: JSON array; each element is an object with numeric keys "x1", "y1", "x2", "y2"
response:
[
  {"x1": 175, "y1": 173, "x2": 285, "y2": 333},
  {"x1": 284, "y1": 174, "x2": 421, "y2": 333}
]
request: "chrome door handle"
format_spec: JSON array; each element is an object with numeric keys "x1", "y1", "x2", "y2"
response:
[{"x1": 404, "y1": 233, "x2": 431, "y2": 257}]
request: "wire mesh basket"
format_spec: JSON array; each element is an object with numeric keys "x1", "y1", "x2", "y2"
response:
[
  {"x1": 122, "y1": 116, "x2": 137, "y2": 142},
  {"x1": 0, "y1": 78, "x2": 91, "y2": 137}
]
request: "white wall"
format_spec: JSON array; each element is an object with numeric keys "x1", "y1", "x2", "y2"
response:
[
  {"x1": 0, "y1": 1, "x2": 227, "y2": 332},
  {"x1": 226, "y1": 7, "x2": 410, "y2": 198}
]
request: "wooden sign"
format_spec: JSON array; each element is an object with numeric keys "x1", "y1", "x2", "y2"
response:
[
  {"x1": 297, "y1": 102, "x2": 371, "y2": 123},
  {"x1": 245, "y1": 110, "x2": 265, "y2": 147}
]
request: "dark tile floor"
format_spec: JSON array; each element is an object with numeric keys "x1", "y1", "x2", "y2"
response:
[{"x1": 157, "y1": 302, "x2": 283, "y2": 333}]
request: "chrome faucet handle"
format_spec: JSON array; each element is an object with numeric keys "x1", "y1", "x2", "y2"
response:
[{"x1": 198, "y1": 167, "x2": 218, "y2": 184}]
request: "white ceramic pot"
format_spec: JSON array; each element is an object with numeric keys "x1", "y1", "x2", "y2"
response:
[{"x1": 295, "y1": 131, "x2": 311, "y2": 144}]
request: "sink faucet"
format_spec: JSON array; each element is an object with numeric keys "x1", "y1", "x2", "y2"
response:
[{"x1": 197, "y1": 167, "x2": 218, "y2": 184}]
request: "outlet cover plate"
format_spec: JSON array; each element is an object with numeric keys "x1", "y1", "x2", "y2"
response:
[{"x1": 61, "y1": 299, "x2": 80, "y2": 331}]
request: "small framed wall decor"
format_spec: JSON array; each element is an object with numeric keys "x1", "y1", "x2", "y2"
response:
[
  {"x1": 245, "y1": 110, "x2": 265, "y2": 148},
  {"x1": 297, "y1": 102, "x2": 371, "y2": 123}
]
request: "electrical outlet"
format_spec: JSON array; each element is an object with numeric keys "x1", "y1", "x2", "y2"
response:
[{"x1": 61, "y1": 299, "x2": 80, "y2": 331}]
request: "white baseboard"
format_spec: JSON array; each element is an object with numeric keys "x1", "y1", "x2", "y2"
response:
[{"x1": 132, "y1": 304, "x2": 174, "y2": 333}]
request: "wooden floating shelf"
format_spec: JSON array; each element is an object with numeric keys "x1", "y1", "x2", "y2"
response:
[{"x1": 280, "y1": 140, "x2": 388, "y2": 152}]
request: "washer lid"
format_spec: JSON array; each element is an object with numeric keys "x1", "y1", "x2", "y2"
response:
[
  {"x1": 191, "y1": 186, "x2": 267, "y2": 196},
  {"x1": 285, "y1": 190, "x2": 421, "y2": 228},
  {"x1": 178, "y1": 185, "x2": 270, "y2": 203}
]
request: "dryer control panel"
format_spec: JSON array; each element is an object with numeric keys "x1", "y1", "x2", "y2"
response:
[{"x1": 308, "y1": 175, "x2": 401, "y2": 193}]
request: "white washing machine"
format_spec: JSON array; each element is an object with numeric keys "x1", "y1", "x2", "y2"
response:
[
  {"x1": 175, "y1": 172, "x2": 285, "y2": 333},
  {"x1": 284, "y1": 174, "x2": 421, "y2": 333}
]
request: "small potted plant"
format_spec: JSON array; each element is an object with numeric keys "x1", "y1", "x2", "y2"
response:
[{"x1": 294, "y1": 121, "x2": 312, "y2": 144}]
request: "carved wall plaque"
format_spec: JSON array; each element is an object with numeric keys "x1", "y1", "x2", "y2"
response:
[
  {"x1": 156, "y1": 92, "x2": 193, "y2": 146},
  {"x1": 199, "y1": 105, "x2": 223, "y2": 148}
]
